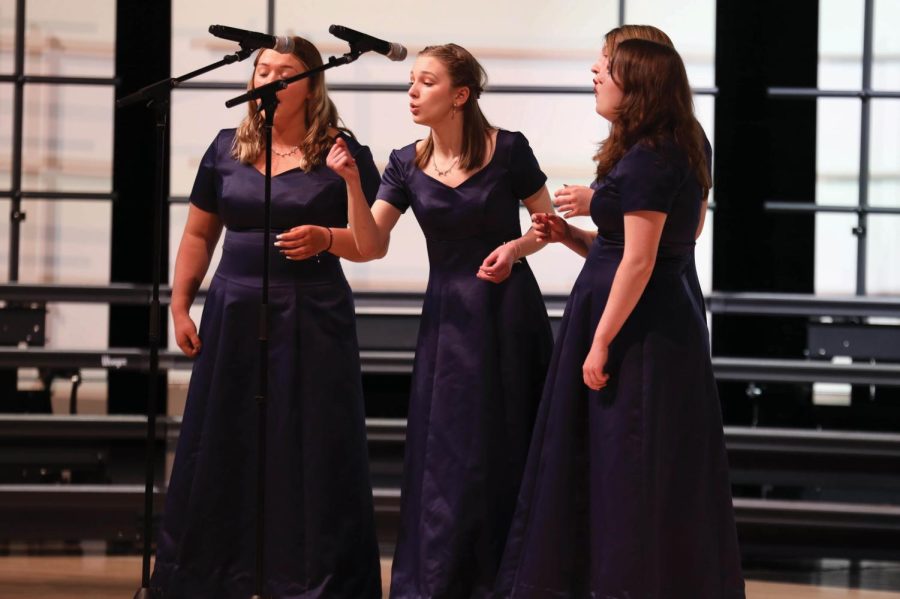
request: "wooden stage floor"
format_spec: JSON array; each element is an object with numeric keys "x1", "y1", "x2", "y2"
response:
[{"x1": 1, "y1": 556, "x2": 899, "y2": 598}]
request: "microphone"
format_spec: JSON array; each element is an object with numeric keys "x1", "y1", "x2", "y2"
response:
[
  {"x1": 208, "y1": 25, "x2": 295, "y2": 53},
  {"x1": 328, "y1": 25, "x2": 407, "y2": 61}
]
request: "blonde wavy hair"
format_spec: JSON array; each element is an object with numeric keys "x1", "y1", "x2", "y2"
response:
[{"x1": 232, "y1": 36, "x2": 347, "y2": 170}]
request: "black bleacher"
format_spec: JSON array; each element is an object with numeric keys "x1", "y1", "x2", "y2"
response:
[{"x1": 1, "y1": 284, "x2": 900, "y2": 558}]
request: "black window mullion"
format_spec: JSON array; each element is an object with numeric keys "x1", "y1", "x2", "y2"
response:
[
  {"x1": 8, "y1": 0, "x2": 26, "y2": 282},
  {"x1": 855, "y1": 0, "x2": 876, "y2": 296}
]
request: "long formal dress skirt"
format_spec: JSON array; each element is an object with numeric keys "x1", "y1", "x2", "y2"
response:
[
  {"x1": 152, "y1": 231, "x2": 381, "y2": 598},
  {"x1": 391, "y1": 236, "x2": 554, "y2": 598}
]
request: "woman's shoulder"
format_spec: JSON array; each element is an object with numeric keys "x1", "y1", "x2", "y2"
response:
[
  {"x1": 333, "y1": 128, "x2": 364, "y2": 149},
  {"x1": 215, "y1": 128, "x2": 237, "y2": 144},
  {"x1": 625, "y1": 139, "x2": 684, "y2": 167},
  {"x1": 207, "y1": 128, "x2": 237, "y2": 156},
  {"x1": 393, "y1": 140, "x2": 419, "y2": 164},
  {"x1": 492, "y1": 128, "x2": 531, "y2": 163},
  {"x1": 199, "y1": 128, "x2": 238, "y2": 164},
  {"x1": 495, "y1": 127, "x2": 527, "y2": 148},
  {"x1": 612, "y1": 139, "x2": 686, "y2": 184}
]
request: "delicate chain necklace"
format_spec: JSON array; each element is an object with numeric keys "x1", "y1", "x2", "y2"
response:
[
  {"x1": 272, "y1": 144, "x2": 300, "y2": 158},
  {"x1": 432, "y1": 152, "x2": 459, "y2": 177}
]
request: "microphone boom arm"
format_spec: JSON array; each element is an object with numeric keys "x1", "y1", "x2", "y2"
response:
[{"x1": 224, "y1": 49, "x2": 362, "y2": 109}]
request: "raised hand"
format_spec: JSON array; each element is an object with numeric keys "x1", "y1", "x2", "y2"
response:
[
  {"x1": 553, "y1": 184, "x2": 594, "y2": 218},
  {"x1": 326, "y1": 136, "x2": 359, "y2": 181}
]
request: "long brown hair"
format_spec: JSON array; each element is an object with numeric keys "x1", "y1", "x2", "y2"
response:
[
  {"x1": 232, "y1": 36, "x2": 346, "y2": 171},
  {"x1": 414, "y1": 43, "x2": 493, "y2": 172},
  {"x1": 594, "y1": 39, "x2": 710, "y2": 191}
]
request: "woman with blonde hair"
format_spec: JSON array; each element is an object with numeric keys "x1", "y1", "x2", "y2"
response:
[{"x1": 152, "y1": 36, "x2": 381, "y2": 598}]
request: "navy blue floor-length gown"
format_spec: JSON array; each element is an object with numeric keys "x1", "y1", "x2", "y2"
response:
[
  {"x1": 151, "y1": 129, "x2": 382, "y2": 599},
  {"x1": 378, "y1": 130, "x2": 554, "y2": 598},
  {"x1": 496, "y1": 141, "x2": 746, "y2": 598}
]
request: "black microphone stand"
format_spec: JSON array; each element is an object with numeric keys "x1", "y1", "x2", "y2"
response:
[
  {"x1": 116, "y1": 42, "x2": 259, "y2": 599},
  {"x1": 223, "y1": 46, "x2": 362, "y2": 599}
]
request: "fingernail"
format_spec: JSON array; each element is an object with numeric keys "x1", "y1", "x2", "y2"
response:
[{"x1": 276, "y1": 234, "x2": 283, "y2": 239}]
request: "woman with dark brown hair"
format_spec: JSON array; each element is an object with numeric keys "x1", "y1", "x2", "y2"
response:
[
  {"x1": 328, "y1": 43, "x2": 554, "y2": 598},
  {"x1": 553, "y1": 24, "x2": 701, "y2": 220},
  {"x1": 151, "y1": 36, "x2": 381, "y2": 598},
  {"x1": 494, "y1": 38, "x2": 745, "y2": 598}
]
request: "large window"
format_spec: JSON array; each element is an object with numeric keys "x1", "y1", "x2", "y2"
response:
[
  {"x1": 168, "y1": 0, "x2": 717, "y2": 296},
  {"x1": 0, "y1": 0, "x2": 115, "y2": 369},
  {"x1": 815, "y1": 0, "x2": 900, "y2": 296}
]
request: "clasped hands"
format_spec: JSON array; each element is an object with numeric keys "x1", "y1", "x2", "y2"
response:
[{"x1": 536, "y1": 183, "x2": 610, "y2": 391}]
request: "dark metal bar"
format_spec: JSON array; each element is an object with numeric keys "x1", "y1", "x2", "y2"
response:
[
  {"x1": 357, "y1": 350, "x2": 417, "y2": 374},
  {"x1": 0, "y1": 414, "x2": 170, "y2": 440},
  {"x1": 0, "y1": 191, "x2": 117, "y2": 201},
  {"x1": 733, "y1": 497, "x2": 900, "y2": 532},
  {"x1": 764, "y1": 201, "x2": 900, "y2": 215},
  {"x1": 8, "y1": 414, "x2": 900, "y2": 461},
  {"x1": 9, "y1": 0, "x2": 26, "y2": 282},
  {"x1": 768, "y1": 87, "x2": 900, "y2": 99},
  {"x1": 4, "y1": 348, "x2": 900, "y2": 384},
  {"x1": 618, "y1": 0, "x2": 626, "y2": 26},
  {"x1": 856, "y1": 0, "x2": 875, "y2": 296},
  {"x1": 7, "y1": 414, "x2": 900, "y2": 462},
  {"x1": 178, "y1": 80, "x2": 719, "y2": 96},
  {"x1": 724, "y1": 426, "x2": 900, "y2": 459},
  {"x1": 0, "y1": 347, "x2": 193, "y2": 370},
  {"x1": 4, "y1": 285, "x2": 899, "y2": 319},
  {"x1": 25, "y1": 75, "x2": 118, "y2": 86},
  {"x1": 0, "y1": 282, "x2": 168, "y2": 304},
  {"x1": 0, "y1": 74, "x2": 118, "y2": 86},
  {"x1": 712, "y1": 357, "x2": 900, "y2": 386},
  {"x1": 706, "y1": 291, "x2": 900, "y2": 318}
]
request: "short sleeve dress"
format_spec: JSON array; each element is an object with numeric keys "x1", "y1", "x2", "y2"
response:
[
  {"x1": 496, "y1": 141, "x2": 746, "y2": 598},
  {"x1": 151, "y1": 129, "x2": 382, "y2": 599},
  {"x1": 379, "y1": 129, "x2": 554, "y2": 598}
]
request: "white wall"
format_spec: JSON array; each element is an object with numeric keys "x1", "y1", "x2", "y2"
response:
[
  {"x1": 5, "y1": 0, "x2": 898, "y2": 411},
  {"x1": 169, "y1": 0, "x2": 716, "y2": 301}
]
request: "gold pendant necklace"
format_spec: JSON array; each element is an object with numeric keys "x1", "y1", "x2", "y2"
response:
[
  {"x1": 432, "y1": 153, "x2": 459, "y2": 176},
  {"x1": 272, "y1": 145, "x2": 300, "y2": 158}
]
